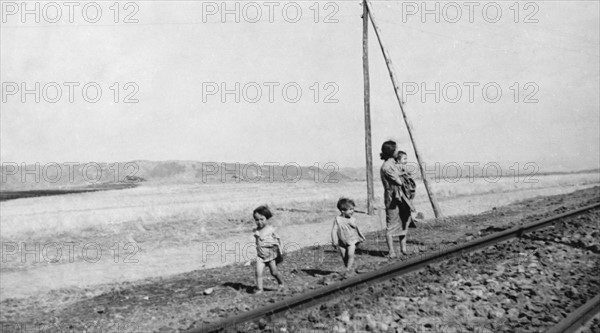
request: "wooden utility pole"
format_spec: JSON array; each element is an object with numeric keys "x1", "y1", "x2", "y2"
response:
[
  {"x1": 365, "y1": 0, "x2": 443, "y2": 218},
  {"x1": 363, "y1": 0, "x2": 375, "y2": 215}
]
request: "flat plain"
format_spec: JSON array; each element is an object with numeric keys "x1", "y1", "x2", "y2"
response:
[{"x1": 0, "y1": 171, "x2": 599, "y2": 331}]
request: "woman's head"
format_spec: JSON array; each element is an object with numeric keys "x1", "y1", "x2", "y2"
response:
[
  {"x1": 380, "y1": 140, "x2": 397, "y2": 160},
  {"x1": 253, "y1": 205, "x2": 273, "y2": 228}
]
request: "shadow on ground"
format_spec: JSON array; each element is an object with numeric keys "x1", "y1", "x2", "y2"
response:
[
  {"x1": 301, "y1": 269, "x2": 337, "y2": 277},
  {"x1": 223, "y1": 282, "x2": 255, "y2": 293}
]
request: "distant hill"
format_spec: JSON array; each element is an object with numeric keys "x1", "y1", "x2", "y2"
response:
[
  {"x1": 0, "y1": 161, "x2": 354, "y2": 191},
  {"x1": 338, "y1": 164, "x2": 599, "y2": 182},
  {"x1": 2, "y1": 161, "x2": 597, "y2": 191}
]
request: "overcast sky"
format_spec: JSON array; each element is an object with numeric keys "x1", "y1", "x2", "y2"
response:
[{"x1": 1, "y1": 1, "x2": 599, "y2": 172}]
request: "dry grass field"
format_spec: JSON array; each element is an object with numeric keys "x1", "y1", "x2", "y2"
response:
[
  {"x1": 2, "y1": 172, "x2": 598, "y2": 239},
  {"x1": 0, "y1": 171, "x2": 598, "y2": 302}
]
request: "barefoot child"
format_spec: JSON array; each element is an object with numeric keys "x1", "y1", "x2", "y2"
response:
[
  {"x1": 331, "y1": 198, "x2": 366, "y2": 273},
  {"x1": 252, "y1": 205, "x2": 284, "y2": 294}
]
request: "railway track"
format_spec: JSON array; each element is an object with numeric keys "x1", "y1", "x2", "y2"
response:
[
  {"x1": 189, "y1": 203, "x2": 600, "y2": 333},
  {"x1": 547, "y1": 294, "x2": 600, "y2": 333}
]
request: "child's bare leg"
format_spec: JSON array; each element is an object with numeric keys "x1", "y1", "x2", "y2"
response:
[
  {"x1": 386, "y1": 233, "x2": 397, "y2": 258},
  {"x1": 255, "y1": 260, "x2": 265, "y2": 292},
  {"x1": 346, "y1": 244, "x2": 356, "y2": 271},
  {"x1": 267, "y1": 260, "x2": 284, "y2": 287},
  {"x1": 399, "y1": 235, "x2": 407, "y2": 254},
  {"x1": 338, "y1": 246, "x2": 348, "y2": 267}
]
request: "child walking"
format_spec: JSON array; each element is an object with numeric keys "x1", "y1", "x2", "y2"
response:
[
  {"x1": 252, "y1": 205, "x2": 284, "y2": 294},
  {"x1": 331, "y1": 198, "x2": 366, "y2": 273}
]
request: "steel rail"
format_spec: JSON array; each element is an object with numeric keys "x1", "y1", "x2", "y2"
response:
[
  {"x1": 546, "y1": 294, "x2": 600, "y2": 333},
  {"x1": 190, "y1": 202, "x2": 600, "y2": 333}
]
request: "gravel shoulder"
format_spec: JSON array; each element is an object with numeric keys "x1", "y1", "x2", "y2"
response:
[{"x1": 269, "y1": 207, "x2": 600, "y2": 333}]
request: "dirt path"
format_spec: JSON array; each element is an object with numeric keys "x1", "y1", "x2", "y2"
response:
[{"x1": 1, "y1": 184, "x2": 597, "y2": 300}]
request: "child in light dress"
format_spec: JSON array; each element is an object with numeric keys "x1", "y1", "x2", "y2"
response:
[
  {"x1": 331, "y1": 198, "x2": 366, "y2": 273},
  {"x1": 252, "y1": 205, "x2": 284, "y2": 294}
]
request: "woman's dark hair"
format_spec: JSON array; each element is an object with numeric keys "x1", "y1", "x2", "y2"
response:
[
  {"x1": 337, "y1": 198, "x2": 356, "y2": 211},
  {"x1": 380, "y1": 140, "x2": 397, "y2": 160},
  {"x1": 253, "y1": 205, "x2": 273, "y2": 219}
]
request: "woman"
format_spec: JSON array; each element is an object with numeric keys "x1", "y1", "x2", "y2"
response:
[{"x1": 380, "y1": 140, "x2": 413, "y2": 258}]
